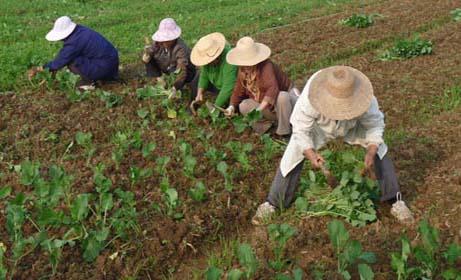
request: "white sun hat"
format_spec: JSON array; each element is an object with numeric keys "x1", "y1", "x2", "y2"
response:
[
  {"x1": 226, "y1": 36, "x2": 271, "y2": 66},
  {"x1": 152, "y1": 18, "x2": 182, "y2": 42},
  {"x1": 191, "y1": 32, "x2": 226, "y2": 66},
  {"x1": 46, "y1": 16, "x2": 77, "y2": 42}
]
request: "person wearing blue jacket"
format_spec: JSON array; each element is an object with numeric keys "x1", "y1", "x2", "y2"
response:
[{"x1": 28, "y1": 16, "x2": 119, "y2": 90}]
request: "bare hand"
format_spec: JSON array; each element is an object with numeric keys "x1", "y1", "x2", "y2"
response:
[
  {"x1": 196, "y1": 91, "x2": 203, "y2": 102},
  {"x1": 364, "y1": 145, "x2": 378, "y2": 169},
  {"x1": 304, "y1": 149, "x2": 325, "y2": 169},
  {"x1": 27, "y1": 66, "x2": 43, "y2": 79}
]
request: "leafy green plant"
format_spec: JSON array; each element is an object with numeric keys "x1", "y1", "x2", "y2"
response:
[
  {"x1": 379, "y1": 36, "x2": 433, "y2": 61},
  {"x1": 75, "y1": 131, "x2": 96, "y2": 166},
  {"x1": 441, "y1": 86, "x2": 461, "y2": 111},
  {"x1": 136, "y1": 84, "x2": 171, "y2": 99},
  {"x1": 205, "y1": 146, "x2": 227, "y2": 166},
  {"x1": 56, "y1": 71, "x2": 79, "y2": 91},
  {"x1": 328, "y1": 220, "x2": 376, "y2": 280},
  {"x1": 224, "y1": 141, "x2": 253, "y2": 173},
  {"x1": 188, "y1": 181, "x2": 207, "y2": 202},
  {"x1": 451, "y1": 8, "x2": 461, "y2": 22},
  {"x1": 267, "y1": 223, "x2": 298, "y2": 271},
  {"x1": 231, "y1": 110, "x2": 262, "y2": 133},
  {"x1": 227, "y1": 243, "x2": 259, "y2": 279},
  {"x1": 67, "y1": 89, "x2": 90, "y2": 103},
  {"x1": 391, "y1": 220, "x2": 461, "y2": 279},
  {"x1": 217, "y1": 161, "x2": 234, "y2": 191},
  {"x1": 0, "y1": 242, "x2": 7, "y2": 279},
  {"x1": 96, "y1": 90, "x2": 123, "y2": 108},
  {"x1": 339, "y1": 14, "x2": 375, "y2": 28},
  {"x1": 142, "y1": 141, "x2": 156, "y2": 158},
  {"x1": 162, "y1": 187, "x2": 183, "y2": 219},
  {"x1": 179, "y1": 140, "x2": 197, "y2": 178},
  {"x1": 258, "y1": 134, "x2": 283, "y2": 162},
  {"x1": 275, "y1": 268, "x2": 304, "y2": 280},
  {"x1": 129, "y1": 165, "x2": 153, "y2": 187},
  {"x1": 111, "y1": 188, "x2": 140, "y2": 240},
  {"x1": 155, "y1": 156, "x2": 171, "y2": 177}
]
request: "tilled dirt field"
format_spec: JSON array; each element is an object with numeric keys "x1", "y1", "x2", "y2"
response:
[{"x1": 1, "y1": 0, "x2": 460, "y2": 279}]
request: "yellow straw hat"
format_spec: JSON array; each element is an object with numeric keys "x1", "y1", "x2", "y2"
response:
[
  {"x1": 191, "y1": 32, "x2": 226, "y2": 66},
  {"x1": 226, "y1": 36, "x2": 271, "y2": 66}
]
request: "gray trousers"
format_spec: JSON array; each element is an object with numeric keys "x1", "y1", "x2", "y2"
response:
[{"x1": 267, "y1": 154, "x2": 401, "y2": 209}]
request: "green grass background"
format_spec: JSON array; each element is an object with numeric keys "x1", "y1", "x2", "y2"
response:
[{"x1": 0, "y1": 0, "x2": 373, "y2": 91}]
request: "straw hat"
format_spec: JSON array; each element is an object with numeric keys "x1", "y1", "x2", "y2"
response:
[
  {"x1": 226, "y1": 37, "x2": 271, "y2": 66},
  {"x1": 152, "y1": 18, "x2": 181, "y2": 42},
  {"x1": 46, "y1": 16, "x2": 77, "y2": 41},
  {"x1": 308, "y1": 66, "x2": 373, "y2": 120},
  {"x1": 191, "y1": 32, "x2": 226, "y2": 66}
]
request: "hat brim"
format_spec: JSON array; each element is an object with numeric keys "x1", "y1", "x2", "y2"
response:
[
  {"x1": 45, "y1": 22, "x2": 77, "y2": 41},
  {"x1": 308, "y1": 66, "x2": 373, "y2": 120},
  {"x1": 191, "y1": 32, "x2": 226, "y2": 66},
  {"x1": 152, "y1": 28, "x2": 181, "y2": 42},
  {"x1": 226, "y1": 43, "x2": 271, "y2": 66}
]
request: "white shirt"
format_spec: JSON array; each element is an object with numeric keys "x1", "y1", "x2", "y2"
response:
[{"x1": 280, "y1": 70, "x2": 388, "y2": 176}]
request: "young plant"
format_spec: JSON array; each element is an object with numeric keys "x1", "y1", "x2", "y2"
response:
[
  {"x1": 451, "y1": 8, "x2": 461, "y2": 22},
  {"x1": 379, "y1": 36, "x2": 433, "y2": 61},
  {"x1": 205, "y1": 146, "x2": 227, "y2": 166},
  {"x1": 163, "y1": 187, "x2": 183, "y2": 219},
  {"x1": 339, "y1": 14, "x2": 375, "y2": 28},
  {"x1": 0, "y1": 242, "x2": 7, "y2": 279},
  {"x1": 224, "y1": 141, "x2": 253, "y2": 173},
  {"x1": 75, "y1": 131, "x2": 96, "y2": 166},
  {"x1": 96, "y1": 90, "x2": 123, "y2": 108},
  {"x1": 141, "y1": 141, "x2": 156, "y2": 158},
  {"x1": 179, "y1": 140, "x2": 197, "y2": 178},
  {"x1": 267, "y1": 223, "x2": 298, "y2": 271},
  {"x1": 111, "y1": 131, "x2": 131, "y2": 169},
  {"x1": 188, "y1": 181, "x2": 207, "y2": 202},
  {"x1": 258, "y1": 134, "x2": 282, "y2": 162},
  {"x1": 67, "y1": 89, "x2": 90, "y2": 103},
  {"x1": 111, "y1": 188, "x2": 140, "y2": 240},
  {"x1": 55, "y1": 70, "x2": 79, "y2": 91},
  {"x1": 217, "y1": 161, "x2": 234, "y2": 191},
  {"x1": 328, "y1": 220, "x2": 376, "y2": 280},
  {"x1": 155, "y1": 156, "x2": 171, "y2": 177},
  {"x1": 129, "y1": 165, "x2": 153, "y2": 187},
  {"x1": 228, "y1": 243, "x2": 259, "y2": 279}
]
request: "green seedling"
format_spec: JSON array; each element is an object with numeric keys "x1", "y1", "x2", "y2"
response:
[
  {"x1": 163, "y1": 187, "x2": 183, "y2": 219},
  {"x1": 451, "y1": 8, "x2": 461, "y2": 22},
  {"x1": 206, "y1": 266, "x2": 223, "y2": 280},
  {"x1": 276, "y1": 268, "x2": 304, "y2": 280},
  {"x1": 188, "y1": 181, "x2": 207, "y2": 202},
  {"x1": 67, "y1": 89, "x2": 90, "y2": 103},
  {"x1": 205, "y1": 146, "x2": 227, "y2": 166},
  {"x1": 179, "y1": 140, "x2": 197, "y2": 178},
  {"x1": 267, "y1": 223, "x2": 298, "y2": 271},
  {"x1": 0, "y1": 186, "x2": 12, "y2": 199},
  {"x1": 129, "y1": 165, "x2": 153, "y2": 187},
  {"x1": 111, "y1": 131, "x2": 131, "y2": 169},
  {"x1": 224, "y1": 141, "x2": 253, "y2": 173},
  {"x1": 18, "y1": 160, "x2": 40, "y2": 186},
  {"x1": 228, "y1": 243, "x2": 259, "y2": 279},
  {"x1": 0, "y1": 242, "x2": 7, "y2": 279},
  {"x1": 136, "y1": 84, "x2": 171, "y2": 99},
  {"x1": 111, "y1": 188, "x2": 140, "y2": 240},
  {"x1": 328, "y1": 220, "x2": 376, "y2": 280},
  {"x1": 56, "y1": 71, "x2": 79, "y2": 91},
  {"x1": 217, "y1": 161, "x2": 234, "y2": 191},
  {"x1": 155, "y1": 156, "x2": 171, "y2": 177},
  {"x1": 379, "y1": 35, "x2": 433, "y2": 61},
  {"x1": 75, "y1": 131, "x2": 96, "y2": 166},
  {"x1": 142, "y1": 141, "x2": 156, "y2": 158},
  {"x1": 339, "y1": 14, "x2": 375, "y2": 28},
  {"x1": 391, "y1": 235, "x2": 415, "y2": 280},
  {"x1": 442, "y1": 244, "x2": 461, "y2": 279},
  {"x1": 96, "y1": 90, "x2": 123, "y2": 108},
  {"x1": 259, "y1": 134, "x2": 282, "y2": 162}
]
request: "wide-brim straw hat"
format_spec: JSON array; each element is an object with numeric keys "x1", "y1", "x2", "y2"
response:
[
  {"x1": 191, "y1": 32, "x2": 226, "y2": 66},
  {"x1": 152, "y1": 18, "x2": 181, "y2": 42},
  {"x1": 226, "y1": 36, "x2": 271, "y2": 66},
  {"x1": 308, "y1": 66, "x2": 373, "y2": 120},
  {"x1": 46, "y1": 16, "x2": 77, "y2": 41}
]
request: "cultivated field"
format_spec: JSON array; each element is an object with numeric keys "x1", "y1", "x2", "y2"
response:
[{"x1": 0, "y1": 0, "x2": 460, "y2": 279}]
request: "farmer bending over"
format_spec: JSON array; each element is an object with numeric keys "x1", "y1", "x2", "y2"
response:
[
  {"x1": 224, "y1": 37, "x2": 300, "y2": 136},
  {"x1": 252, "y1": 66, "x2": 414, "y2": 225},
  {"x1": 190, "y1": 32, "x2": 238, "y2": 110},
  {"x1": 142, "y1": 18, "x2": 196, "y2": 99},
  {"x1": 28, "y1": 16, "x2": 119, "y2": 91}
]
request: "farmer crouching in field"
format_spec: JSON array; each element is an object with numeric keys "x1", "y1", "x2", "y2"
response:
[
  {"x1": 224, "y1": 37, "x2": 300, "y2": 136},
  {"x1": 27, "y1": 16, "x2": 119, "y2": 91},
  {"x1": 190, "y1": 32, "x2": 238, "y2": 110},
  {"x1": 252, "y1": 66, "x2": 414, "y2": 226},
  {"x1": 142, "y1": 18, "x2": 196, "y2": 99}
]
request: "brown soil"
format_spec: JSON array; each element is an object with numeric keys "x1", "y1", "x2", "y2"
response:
[{"x1": 1, "y1": 0, "x2": 460, "y2": 279}]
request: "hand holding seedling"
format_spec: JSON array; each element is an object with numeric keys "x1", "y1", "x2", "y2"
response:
[
  {"x1": 27, "y1": 66, "x2": 44, "y2": 79},
  {"x1": 304, "y1": 148, "x2": 325, "y2": 169},
  {"x1": 224, "y1": 105, "x2": 235, "y2": 117}
]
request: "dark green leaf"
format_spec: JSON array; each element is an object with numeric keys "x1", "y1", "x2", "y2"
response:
[{"x1": 358, "y1": 264, "x2": 374, "y2": 280}]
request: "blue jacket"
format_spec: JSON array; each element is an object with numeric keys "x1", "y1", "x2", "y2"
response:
[{"x1": 44, "y1": 25, "x2": 119, "y2": 81}]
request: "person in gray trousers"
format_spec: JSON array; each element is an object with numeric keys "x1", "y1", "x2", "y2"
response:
[{"x1": 252, "y1": 66, "x2": 414, "y2": 226}]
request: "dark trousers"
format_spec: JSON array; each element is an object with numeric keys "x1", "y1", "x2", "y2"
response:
[
  {"x1": 267, "y1": 154, "x2": 401, "y2": 209},
  {"x1": 68, "y1": 62, "x2": 93, "y2": 86},
  {"x1": 188, "y1": 73, "x2": 219, "y2": 103}
]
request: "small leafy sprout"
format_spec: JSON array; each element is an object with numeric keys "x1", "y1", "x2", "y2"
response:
[
  {"x1": 451, "y1": 8, "x2": 461, "y2": 22},
  {"x1": 129, "y1": 165, "x2": 153, "y2": 187},
  {"x1": 163, "y1": 187, "x2": 183, "y2": 219},
  {"x1": 217, "y1": 161, "x2": 233, "y2": 191},
  {"x1": 142, "y1": 141, "x2": 156, "y2": 158},
  {"x1": 75, "y1": 131, "x2": 96, "y2": 166},
  {"x1": 230, "y1": 243, "x2": 259, "y2": 279},
  {"x1": 188, "y1": 181, "x2": 207, "y2": 202},
  {"x1": 96, "y1": 90, "x2": 123, "y2": 108},
  {"x1": 56, "y1": 71, "x2": 79, "y2": 91},
  {"x1": 379, "y1": 35, "x2": 433, "y2": 61},
  {"x1": 224, "y1": 141, "x2": 253, "y2": 173},
  {"x1": 339, "y1": 14, "x2": 375, "y2": 28},
  {"x1": 205, "y1": 146, "x2": 227, "y2": 166},
  {"x1": 267, "y1": 223, "x2": 298, "y2": 271},
  {"x1": 155, "y1": 156, "x2": 171, "y2": 177},
  {"x1": 67, "y1": 89, "x2": 90, "y2": 103},
  {"x1": 0, "y1": 242, "x2": 7, "y2": 279},
  {"x1": 328, "y1": 220, "x2": 376, "y2": 280}
]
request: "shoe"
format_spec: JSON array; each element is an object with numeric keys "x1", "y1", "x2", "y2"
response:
[
  {"x1": 251, "y1": 202, "x2": 276, "y2": 226},
  {"x1": 390, "y1": 192, "x2": 414, "y2": 224},
  {"x1": 78, "y1": 84, "x2": 95, "y2": 91}
]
